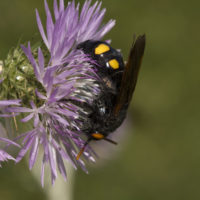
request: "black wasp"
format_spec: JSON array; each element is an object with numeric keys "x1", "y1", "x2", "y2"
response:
[{"x1": 76, "y1": 35, "x2": 146, "y2": 160}]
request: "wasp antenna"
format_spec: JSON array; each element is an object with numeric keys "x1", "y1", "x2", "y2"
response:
[
  {"x1": 103, "y1": 137, "x2": 118, "y2": 145},
  {"x1": 76, "y1": 139, "x2": 91, "y2": 160},
  {"x1": 76, "y1": 146, "x2": 86, "y2": 161}
]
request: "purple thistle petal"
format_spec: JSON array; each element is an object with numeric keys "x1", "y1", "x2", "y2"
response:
[
  {"x1": 21, "y1": 43, "x2": 43, "y2": 83},
  {"x1": 48, "y1": 82, "x2": 74, "y2": 102},
  {"x1": 43, "y1": 68, "x2": 54, "y2": 95},
  {"x1": 36, "y1": 9, "x2": 49, "y2": 49},
  {"x1": 38, "y1": 48, "x2": 45, "y2": 75},
  {"x1": 41, "y1": 155, "x2": 47, "y2": 187},
  {"x1": 54, "y1": 0, "x2": 59, "y2": 20},
  {"x1": 43, "y1": 75, "x2": 53, "y2": 92},
  {"x1": 79, "y1": 0, "x2": 92, "y2": 20},
  {"x1": 30, "y1": 101, "x2": 36, "y2": 109},
  {"x1": 54, "y1": 86, "x2": 74, "y2": 100},
  {"x1": 51, "y1": 139, "x2": 75, "y2": 167},
  {"x1": 0, "y1": 100, "x2": 21, "y2": 107},
  {"x1": 47, "y1": 87, "x2": 59, "y2": 101},
  {"x1": 21, "y1": 113, "x2": 35, "y2": 123},
  {"x1": 44, "y1": 0, "x2": 54, "y2": 46},
  {"x1": 51, "y1": 107, "x2": 78, "y2": 119},
  {"x1": 56, "y1": 152, "x2": 67, "y2": 181},
  {"x1": 0, "y1": 113, "x2": 19, "y2": 117},
  {"x1": 7, "y1": 106, "x2": 32, "y2": 113},
  {"x1": 0, "y1": 137, "x2": 19, "y2": 166},
  {"x1": 40, "y1": 135, "x2": 58, "y2": 186},
  {"x1": 46, "y1": 112, "x2": 69, "y2": 126},
  {"x1": 94, "y1": 19, "x2": 116, "y2": 39},
  {"x1": 48, "y1": 143, "x2": 57, "y2": 184},
  {"x1": 79, "y1": 1, "x2": 99, "y2": 32},
  {"x1": 29, "y1": 136, "x2": 39, "y2": 169},
  {"x1": 83, "y1": 8, "x2": 106, "y2": 39},
  {"x1": 36, "y1": 89, "x2": 47, "y2": 100},
  {"x1": 12, "y1": 131, "x2": 35, "y2": 143},
  {"x1": 0, "y1": 150, "x2": 15, "y2": 165},
  {"x1": 16, "y1": 136, "x2": 35, "y2": 163},
  {"x1": 22, "y1": 130, "x2": 36, "y2": 145},
  {"x1": 34, "y1": 114, "x2": 40, "y2": 128},
  {"x1": 59, "y1": 0, "x2": 64, "y2": 13},
  {"x1": 0, "y1": 137, "x2": 20, "y2": 148}
]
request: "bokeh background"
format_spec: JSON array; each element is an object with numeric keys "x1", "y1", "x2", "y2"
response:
[{"x1": 0, "y1": 0, "x2": 200, "y2": 199}]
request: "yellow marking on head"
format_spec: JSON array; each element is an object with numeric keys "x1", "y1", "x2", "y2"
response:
[
  {"x1": 95, "y1": 44, "x2": 110, "y2": 55},
  {"x1": 109, "y1": 59, "x2": 119, "y2": 69},
  {"x1": 91, "y1": 133, "x2": 104, "y2": 140}
]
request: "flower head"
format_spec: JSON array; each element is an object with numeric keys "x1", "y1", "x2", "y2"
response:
[
  {"x1": 36, "y1": 0, "x2": 115, "y2": 65},
  {"x1": 1, "y1": 0, "x2": 115, "y2": 185}
]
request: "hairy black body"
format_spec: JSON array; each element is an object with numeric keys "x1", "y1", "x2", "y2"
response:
[
  {"x1": 74, "y1": 36, "x2": 145, "y2": 159},
  {"x1": 77, "y1": 40, "x2": 126, "y2": 138}
]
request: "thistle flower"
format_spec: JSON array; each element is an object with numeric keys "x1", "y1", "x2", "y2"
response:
[{"x1": 0, "y1": 0, "x2": 116, "y2": 185}]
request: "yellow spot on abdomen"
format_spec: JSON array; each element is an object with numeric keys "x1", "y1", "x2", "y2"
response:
[
  {"x1": 109, "y1": 59, "x2": 119, "y2": 69},
  {"x1": 91, "y1": 133, "x2": 104, "y2": 140},
  {"x1": 95, "y1": 44, "x2": 110, "y2": 55}
]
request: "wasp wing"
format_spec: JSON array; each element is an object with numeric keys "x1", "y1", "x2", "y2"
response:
[{"x1": 113, "y1": 35, "x2": 146, "y2": 116}]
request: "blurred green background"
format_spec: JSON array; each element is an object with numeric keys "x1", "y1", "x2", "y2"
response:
[{"x1": 1, "y1": 0, "x2": 200, "y2": 199}]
